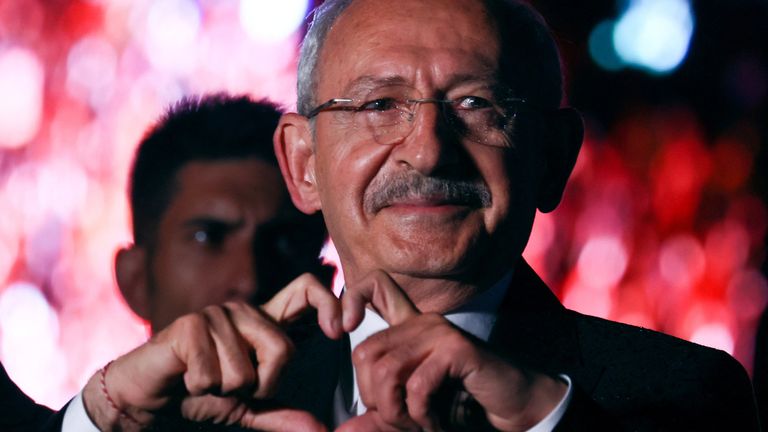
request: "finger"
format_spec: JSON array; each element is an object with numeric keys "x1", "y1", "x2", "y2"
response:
[
  {"x1": 161, "y1": 313, "x2": 224, "y2": 396},
  {"x1": 405, "y1": 354, "x2": 448, "y2": 431},
  {"x1": 223, "y1": 302, "x2": 296, "y2": 399},
  {"x1": 240, "y1": 406, "x2": 328, "y2": 432},
  {"x1": 342, "y1": 270, "x2": 419, "y2": 331},
  {"x1": 371, "y1": 355, "x2": 420, "y2": 430},
  {"x1": 352, "y1": 333, "x2": 402, "y2": 410},
  {"x1": 201, "y1": 305, "x2": 256, "y2": 396},
  {"x1": 353, "y1": 324, "x2": 430, "y2": 430},
  {"x1": 262, "y1": 272, "x2": 342, "y2": 339}
]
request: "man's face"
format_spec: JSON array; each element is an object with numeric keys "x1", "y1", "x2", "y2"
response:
[
  {"x1": 308, "y1": 0, "x2": 544, "y2": 291},
  {"x1": 145, "y1": 159, "x2": 287, "y2": 331}
]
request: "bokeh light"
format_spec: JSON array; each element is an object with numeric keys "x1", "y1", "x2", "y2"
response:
[
  {"x1": 141, "y1": 0, "x2": 201, "y2": 73},
  {"x1": 239, "y1": 0, "x2": 309, "y2": 42},
  {"x1": 0, "y1": 282, "x2": 65, "y2": 403},
  {"x1": 613, "y1": 0, "x2": 695, "y2": 74},
  {"x1": 589, "y1": 0, "x2": 695, "y2": 75},
  {"x1": 0, "y1": 48, "x2": 44, "y2": 148},
  {"x1": 577, "y1": 236, "x2": 628, "y2": 290},
  {"x1": 691, "y1": 322, "x2": 735, "y2": 354},
  {"x1": 66, "y1": 35, "x2": 118, "y2": 108}
]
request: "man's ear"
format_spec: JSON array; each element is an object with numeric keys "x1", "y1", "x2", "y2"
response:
[
  {"x1": 115, "y1": 246, "x2": 151, "y2": 321},
  {"x1": 273, "y1": 113, "x2": 322, "y2": 214},
  {"x1": 537, "y1": 107, "x2": 584, "y2": 213}
]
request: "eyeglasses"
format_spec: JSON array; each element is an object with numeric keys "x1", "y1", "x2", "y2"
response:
[{"x1": 306, "y1": 89, "x2": 528, "y2": 148}]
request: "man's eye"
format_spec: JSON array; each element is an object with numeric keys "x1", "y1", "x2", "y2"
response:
[
  {"x1": 193, "y1": 226, "x2": 226, "y2": 247},
  {"x1": 455, "y1": 96, "x2": 494, "y2": 110},
  {"x1": 358, "y1": 98, "x2": 399, "y2": 112}
]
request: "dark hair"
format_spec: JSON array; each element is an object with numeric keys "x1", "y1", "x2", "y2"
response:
[{"x1": 129, "y1": 94, "x2": 282, "y2": 246}]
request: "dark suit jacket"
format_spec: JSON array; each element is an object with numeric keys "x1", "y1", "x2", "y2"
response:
[
  {"x1": 0, "y1": 362, "x2": 56, "y2": 432},
  {"x1": 274, "y1": 260, "x2": 761, "y2": 431}
]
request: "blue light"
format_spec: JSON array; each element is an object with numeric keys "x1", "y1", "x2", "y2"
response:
[
  {"x1": 613, "y1": 0, "x2": 695, "y2": 75},
  {"x1": 589, "y1": 20, "x2": 625, "y2": 72}
]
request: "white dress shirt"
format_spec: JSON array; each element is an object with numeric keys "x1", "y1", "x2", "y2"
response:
[{"x1": 61, "y1": 389, "x2": 99, "y2": 432}]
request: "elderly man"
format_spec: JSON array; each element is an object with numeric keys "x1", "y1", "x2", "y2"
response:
[{"x1": 57, "y1": 0, "x2": 758, "y2": 431}]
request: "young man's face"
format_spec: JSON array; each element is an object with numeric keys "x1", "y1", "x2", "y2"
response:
[{"x1": 133, "y1": 159, "x2": 288, "y2": 332}]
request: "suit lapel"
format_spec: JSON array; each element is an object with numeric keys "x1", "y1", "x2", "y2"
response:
[{"x1": 489, "y1": 260, "x2": 605, "y2": 394}]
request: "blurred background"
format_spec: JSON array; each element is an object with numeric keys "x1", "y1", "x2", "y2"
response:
[{"x1": 0, "y1": 0, "x2": 765, "y2": 409}]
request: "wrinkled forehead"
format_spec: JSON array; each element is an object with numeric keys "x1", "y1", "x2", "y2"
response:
[
  {"x1": 316, "y1": 0, "x2": 504, "y2": 96},
  {"x1": 313, "y1": 0, "x2": 562, "y2": 108}
]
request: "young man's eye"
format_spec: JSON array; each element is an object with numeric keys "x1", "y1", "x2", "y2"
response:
[{"x1": 192, "y1": 224, "x2": 227, "y2": 247}]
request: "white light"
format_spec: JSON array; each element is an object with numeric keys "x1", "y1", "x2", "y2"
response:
[
  {"x1": 0, "y1": 282, "x2": 64, "y2": 406},
  {"x1": 66, "y1": 35, "x2": 118, "y2": 108},
  {"x1": 613, "y1": 0, "x2": 694, "y2": 74},
  {"x1": 0, "y1": 282, "x2": 59, "y2": 357},
  {"x1": 577, "y1": 236, "x2": 628, "y2": 290},
  {"x1": 37, "y1": 159, "x2": 90, "y2": 223},
  {"x1": 143, "y1": 0, "x2": 201, "y2": 73},
  {"x1": 239, "y1": 0, "x2": 309, "y2": 42},
  {"x1": 0, "y1": 48, "x2": 44, "y2": 148},
  {"x1": 690, "y1": 323, "x2": 734, "y2": 354}
]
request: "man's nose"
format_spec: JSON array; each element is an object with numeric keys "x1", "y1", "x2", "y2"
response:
[
  {"x1": 391, "y1": 102, "x2": 460, "y2": 176},
  {"x1": 227, "y1": 247, "x2": 258, "y2": 302}
]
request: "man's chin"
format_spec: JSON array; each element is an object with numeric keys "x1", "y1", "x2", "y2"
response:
[{"x1": 377, "y1": 246, "x2": 475, "y2": 280}]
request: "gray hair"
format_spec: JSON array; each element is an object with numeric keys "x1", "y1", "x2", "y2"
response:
[
  {"x1": 297, "y1": 0, "x2": 354, "y2": 117},
  {"x1": 296, "y1": 0, "x2": 564, "y2": 117}
]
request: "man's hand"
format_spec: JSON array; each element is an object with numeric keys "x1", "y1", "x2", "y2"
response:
[
  {"x1": 82, "y1": 273, "x2": 342, "y2": 431},
  {"x1": 337, "y1": 271, "x2": 568, "y2": 432}
]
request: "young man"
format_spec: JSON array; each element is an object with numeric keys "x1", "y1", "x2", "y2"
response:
[{"x1": 116, "y1": 94, "x2": 328, "y2": 333}]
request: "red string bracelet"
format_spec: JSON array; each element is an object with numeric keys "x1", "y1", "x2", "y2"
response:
[{"x1": 100, "y1": 361, "x2": 142, "y2": 427}]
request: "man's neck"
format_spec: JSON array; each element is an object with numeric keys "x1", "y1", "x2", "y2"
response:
[
  {"x1": 394, "y1": 276, "x2": 480, "y2": 313},
  {"x1": 384, "y1": 265, "x2": 512, "y2": 313}
]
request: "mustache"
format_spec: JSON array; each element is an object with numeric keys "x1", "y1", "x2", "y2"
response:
[{"x1": 363, "y1": 172, "x2": 492, "y2": 213}]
